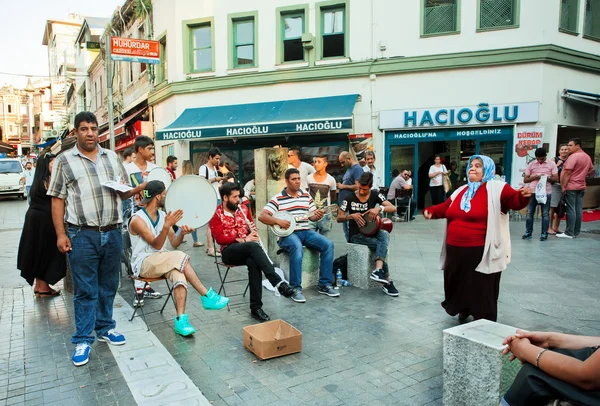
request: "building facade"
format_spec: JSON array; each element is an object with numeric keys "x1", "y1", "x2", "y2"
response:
[{"x1": 148, "y1": 0, "x2": 599, "y2": 206}]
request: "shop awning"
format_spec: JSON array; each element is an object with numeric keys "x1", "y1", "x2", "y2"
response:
[
  {"x1": 99, "y1": 110, "x2": 144, "y2": 142},
  {"x1": 562, "y1": 89, "x2": 600, "y2": 108},
  {"x1": 155, "y1": 94, "x2": 359, "y2": 141}
]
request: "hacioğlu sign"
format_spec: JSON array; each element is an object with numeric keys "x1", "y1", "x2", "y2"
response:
[
  {"x1": 385, "y1": 126, "x2": 513, "y2": 141},
  {"x1": 379, "y1": 102, "x2": 539, "y2": 129},
  {"x1": 155, "y1": 119, "x2": 352, "y2": 141}
]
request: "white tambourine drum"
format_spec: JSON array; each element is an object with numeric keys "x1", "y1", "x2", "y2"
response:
[
  {"x1": 270, "y1": 211, "x2": 296, "y2": 237},
  {"x1": 164, "y1": 175, "x2": 218, "y2": 229},
  {"x1": 147, "y1": 167, "x2": 173, "y2": 190}
]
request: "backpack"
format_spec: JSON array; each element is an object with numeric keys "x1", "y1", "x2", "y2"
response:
[{"x1": 332, "y1": 254, "x2": 348, "y2": 280}]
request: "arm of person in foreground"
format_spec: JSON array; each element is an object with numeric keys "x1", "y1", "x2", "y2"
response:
[
  {"x1": 503, "y1": 330, "x2": 600, "y2": 391},
  {"x1": 51, "y1": 197, "x2": 71, "y2": 253},
  {"x1": 168, "y1": 224, "x2": 193, "y2": 249},
  {"x1": 500, "y1": 184, "x2": 532, "y2": 212},
  {"x1": 129, "y1": 210, "x2": 182, "y2": 250},
  {"x1": 423, "y1": 198, "x2": 453, "y2": 220}
]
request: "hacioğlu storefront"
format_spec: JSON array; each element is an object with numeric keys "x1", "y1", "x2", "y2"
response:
[
  {"x1": 155, "y1": 94, "x2": 359, "y2": 186},
  {"x1": 380, "y1": 102, "x2": 540, "y2": 208}
]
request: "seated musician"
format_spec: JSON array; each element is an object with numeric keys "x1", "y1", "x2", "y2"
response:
[
  {"x1": 258, "y1": 168, "x2": 338, "y2": 303},
  {"x1": 209, "y1": 182, "x2": 297, "y2": 322},
  {"x1": 128, "y1": 181, "x2": 229, "y2": 337},
  {"x1": 387, "y1": 169, "x2": 417, "y2": 221},
  {"x1": 338, "y1": 172, "x2": 399, "y2": 297}
]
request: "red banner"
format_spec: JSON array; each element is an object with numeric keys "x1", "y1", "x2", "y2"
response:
[{"x1": 111, "y1": 37, "x2": 159, "y2": 60}]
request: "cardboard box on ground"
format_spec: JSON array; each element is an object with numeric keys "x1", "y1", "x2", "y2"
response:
[{"x1": 243, "y1": 320, "x2": 302, "y2": 360}]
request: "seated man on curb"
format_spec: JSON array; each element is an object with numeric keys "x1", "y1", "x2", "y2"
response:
[
  {"x1": 258, "y1": 168, "x2": 338, "y2": 302},
  {"x1": 337, "y1": 172, "x2": 399, "y2": 297},
  {"x1": 209, "y1": 182, "x2": 298, "y2": 322},
  {"x1": 128, "y1": 180, "x2": 229, "y2": 337}
]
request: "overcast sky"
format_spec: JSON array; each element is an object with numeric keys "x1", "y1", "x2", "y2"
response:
[{"x1": 0, "y1": 0, "x2": 123, "y2": 88}]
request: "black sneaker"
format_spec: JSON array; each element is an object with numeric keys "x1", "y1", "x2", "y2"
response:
[
  {"x1": 370, "y1": 269, "x2": 387, "y2": 283},
  {"x1": 144, "y1": 286, "x2": 162, "y2": 299},
  {"x1": 382, "y1": 281, "x2": 399, "y2": 297},
  {"x1": 540, "y1": 233, "x2": 548, "y2": 241},
  {"x1": 277, "y1": 282, "x2": 296, "y2": 298},
  {"x1": 521, "y1": 233, "x2": 532, "y2": 240},
  {"x1": 251, "y1": 308, "x2": 270, "y2": 322}
]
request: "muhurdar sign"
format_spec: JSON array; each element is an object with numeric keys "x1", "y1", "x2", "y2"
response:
[
  {"x1": 379, "y1": 102, "x2": 540, "y2": 129},
  {"x1": 110, "y1": 37, "x2": 160, "y2": 65}
]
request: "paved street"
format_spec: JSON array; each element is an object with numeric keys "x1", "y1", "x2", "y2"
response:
[{"x1": 1, "y1": 197, "x2": 599, "y2": 406}]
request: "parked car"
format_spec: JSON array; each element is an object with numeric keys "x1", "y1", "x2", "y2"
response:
[{"x1": 0, "y1": 158, "x2": 26, "y2": 200}]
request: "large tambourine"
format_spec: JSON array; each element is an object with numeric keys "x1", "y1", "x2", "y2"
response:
[
  {"x1": 358, "y1": 214, "x2": 394, "y2": 237},
  {"x1": 164, "y1": 175, "x2": 218, "y2": 229},
  {"x1": 147, "y1": 167, "x2": 173, "y2": 189},
  {"x1": 270, "y1": 212, "x2": 296, "y2": 237}
]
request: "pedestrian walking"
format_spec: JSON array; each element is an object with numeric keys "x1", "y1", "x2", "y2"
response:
[
  {"x1": 424, "y1": 155, "x2": 531, "y2": 322},
  {"x1": 17, "y1": 152, "x2": 65, "y2": 296},
  {"x1": 428, "y1": 155, "x2": 447, "y2": 205},
  {"x1": 47, "y1": 111, "x2": 147, "y2": 367},
  {"x1": 23, "y1": 162, "x2": 35, "y2": 204}
]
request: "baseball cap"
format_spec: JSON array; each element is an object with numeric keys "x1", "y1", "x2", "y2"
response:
[{"x1": 141, "y1": 180, "x2": 166, "y2": 204}]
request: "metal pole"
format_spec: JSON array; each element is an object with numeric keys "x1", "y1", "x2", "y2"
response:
[
  {"x1": 106, "y1": 36, "x2": 116, "y2": 151},
  {"x1": 28, "y1": 94, "x2": 34, "y2": 153}
]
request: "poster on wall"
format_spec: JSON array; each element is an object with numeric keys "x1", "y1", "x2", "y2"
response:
[
  {"x1": 512, "y1": 126, "x2": 544, "y2": 188},
  {"x1": 349, "y1": 133, "x2": 373, "y2": 162}
]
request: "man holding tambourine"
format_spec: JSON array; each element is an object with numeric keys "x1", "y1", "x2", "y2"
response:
[{"x1": 337, "y1": 172, "x2": 399, "y2": 297}]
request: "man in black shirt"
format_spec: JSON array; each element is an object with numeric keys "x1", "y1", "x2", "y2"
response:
[{"x1": 337, "y1": 172, "x2": 399, "y2": 297}]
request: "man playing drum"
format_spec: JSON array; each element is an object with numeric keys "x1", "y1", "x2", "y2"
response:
[
  {"x1": 209, "y1": 182, "x2": 298, "y2": 322},
  {"x1": 258, "y1": 168, "x2": 338, "y2": 303},
  {"x1": 337, "y1": 172, "x2": 399, "y2": 297},
  {"x1": 128, "y1": 181, "x2": 229, "y2": 337}
]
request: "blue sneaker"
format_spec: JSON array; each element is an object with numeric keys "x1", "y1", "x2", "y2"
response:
[
  {"x1": 174, "y1": 314, "x2": 196, "y2": 336},
  {"x1": 521, "y1": 233, "x2": 532, "y2": 240},
  {"x1": 97, "y1": 329, "x2": 126, "y2": 346},
  {"x1": 201, "y1": 287, "x2": 229, "y2": 310},
  {"x1": 72, "y1": 343, "x2": 91, "y2": 366}
]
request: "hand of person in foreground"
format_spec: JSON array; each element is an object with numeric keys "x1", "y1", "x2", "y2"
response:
[{"x1": 423, "y1": 210, "x2": 432, "y2": 219}]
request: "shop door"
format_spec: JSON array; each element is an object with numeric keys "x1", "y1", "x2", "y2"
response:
[{"x1": 479, "y1": 140, "x2": 508, "y2": 180}]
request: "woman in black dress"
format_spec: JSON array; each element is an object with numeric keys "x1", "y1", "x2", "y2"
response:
[{"x1": 17, "y1": 152, "x2": 66, "y2": 296}]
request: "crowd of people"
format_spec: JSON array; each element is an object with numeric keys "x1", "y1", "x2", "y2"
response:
[{"x1": 12, "y1": 110, "x2": 600, "y2": 406}]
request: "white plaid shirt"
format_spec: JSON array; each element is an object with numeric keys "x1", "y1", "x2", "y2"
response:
[{"x1": 47, "y1": 144, "x2": 128, "y2": 227}]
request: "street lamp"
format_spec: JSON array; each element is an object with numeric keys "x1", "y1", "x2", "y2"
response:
[{"x1": 24, "y1": 78, "x2": 35, "y2": 155}]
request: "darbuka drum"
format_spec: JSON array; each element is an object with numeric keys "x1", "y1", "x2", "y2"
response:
[
  {"x1": 270, "y1": 212, "x2": 296, "y2": 237},
  {"x1": 147, "y1": 167, "x2": 173, "y2": 189},
  {"x1": 164, "y1": 175, "x2": 218, "y2": 229},
  {"x1": 358, "y1": 214, "x2": 394, "y2": 236}
]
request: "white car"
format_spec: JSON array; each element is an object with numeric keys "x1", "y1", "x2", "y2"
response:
[{"x1": 0, "y1": 158, "x2": 27, "y2": 200}]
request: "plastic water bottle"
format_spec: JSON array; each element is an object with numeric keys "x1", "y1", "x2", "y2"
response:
[{"x1": 336, "y1": 269, "x2": 343, "y2": 288}]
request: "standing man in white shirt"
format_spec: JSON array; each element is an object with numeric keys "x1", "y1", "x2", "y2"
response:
[
  {"x1": 362, "y1": 151, "x2": 382, "y2": 191},
  {"x1": 23, "y1": 162, "x2": 35, "y2": 204},
  {"x1": 287, "y1": 146, "x2": 315, "y2": 191},
  {"x1": 199, "y1": 148, "x2": 225, "y2": 257}
]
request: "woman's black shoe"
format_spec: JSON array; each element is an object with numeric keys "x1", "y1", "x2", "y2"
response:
[{"x1": 251, "y1": 308, "x2": 270, "y2": 322}]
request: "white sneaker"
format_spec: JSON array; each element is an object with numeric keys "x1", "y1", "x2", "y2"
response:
[{"x1": 556, "y1": 233, "x2": 574, "y2": 239}]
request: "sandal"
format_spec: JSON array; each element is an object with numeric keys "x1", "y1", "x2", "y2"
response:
[
  {"x1": 193, "y1": 242, "x2": 205, "y2": 247},
  {"x1": 206, "y1": 248, "x2": 221, "y2": 257},
  {"x1": 35, "y1": 289, "x2": 61, "y2": 297},
  {"x1": 547, "y1": 231, "x2": 556, "y2": 235}
]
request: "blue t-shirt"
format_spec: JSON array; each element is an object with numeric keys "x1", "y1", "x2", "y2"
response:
[{"x1": 338, "y1": 164, "x2": 364, "y2": 204}]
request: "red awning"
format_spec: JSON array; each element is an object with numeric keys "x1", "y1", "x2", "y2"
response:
[{"x1": 98, "y1": 110, "x2": 143, "y2": 142}]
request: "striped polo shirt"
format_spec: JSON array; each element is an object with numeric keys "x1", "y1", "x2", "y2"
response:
[
  {"x1": 47, "y1": 144, "x2": 128, "y2": 227},
  {"x1": 263, "y1": 188, "x2": 316, "y2": 231}
]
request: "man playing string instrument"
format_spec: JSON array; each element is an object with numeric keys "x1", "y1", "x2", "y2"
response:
[
  {"x1": 259, "y1": 168, "x2": 338, "y2": 303},
  {"x1": 337, "y1": 172, "x2": 399, "y2": 297},
  {"x1": 209, "y1": 182, "x2": 297, "y2": 322}
]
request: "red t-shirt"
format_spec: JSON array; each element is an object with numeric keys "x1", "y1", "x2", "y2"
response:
[
  {"x1": 426, "y1": 184, "x2": 530, "y2": 247},
  {"x1": 563, "y1": 151, "x2": 594, "y2": 191}
]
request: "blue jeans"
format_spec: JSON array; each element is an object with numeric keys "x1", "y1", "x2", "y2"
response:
[
  {"x1": 191, "y1": 229, "x2": 198, "y2": 243},
  {"x1": 565, "y1": 190, "x2": 585, "y2": 237},
  {"x1": 26, "y1": 185, "x2": 31, "y2": 204},
  {"x1": 67, "y1": 226, "x2": 122, "y2": 344},
  {"x1": 309, "y1": 213, "x2": 332, "y2": 236},
  {"x1": 349, "y1": 231, "x2": 390, "y2": 275},
  {"x1": 342, "y1": 222, "x2": 349, "y2": 242},
  {"x1": 525, "y1": 194, "x2": 551, "y2": 235},
  {"x1": 278, "y1": 229, "x2": 334, "y2": 290},
  {"x1": 122, "y1": 198, "x2": 133, "y2": 220}
]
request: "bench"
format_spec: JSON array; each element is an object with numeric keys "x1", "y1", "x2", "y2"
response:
[
  {"x1": 346, "y1": 243, "x2": 379, "y2": 289},
  {"x1": 443, "y1": 319, "x2": 523, "y2": 406},
  {"x1": 279, "y1": 247, "x2": 320, "y2": 289}
]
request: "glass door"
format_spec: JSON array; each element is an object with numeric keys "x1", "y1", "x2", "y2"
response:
[{"x1": 479, "y1": 140, "x2": 508, "y2": 179}]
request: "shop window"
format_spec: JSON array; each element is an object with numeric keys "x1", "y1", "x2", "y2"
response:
[
  {"x1": 233, "y1": 18, "x2": 256, "y2": 67},
  {"x1": 157, "y1": 35, "x2": 167, "y2": 82},
  {"x1": 478, "y1": 0, "x2": 519, "y2": 30},
  {"x1": 560, "y1": 0, "x2": 580, "y2": 33},
  {"x1": 584, "y1": 0, "x2": 600, "y2": 40},
  {"x1": 321, "y1": 6, "x2": 345, "y2": 58},
  {"x1": 8, "y1": 105, "x2": 12, "y2": 113},
  {"x1": 422, "y1": 0, "x2": 459, "y2": 36},
  {"x1": 190, "y1": 23, "x2": 213, "y2": 72},
  {"x1": 282, "y1": 11, "x2": 305, "y2": 62}
]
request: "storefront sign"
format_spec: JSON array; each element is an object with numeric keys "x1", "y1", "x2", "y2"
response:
[
  {"x1": 110, "y1": 36, "x2": 160, "y2": 65},
  {"x1": 386, "y1": 126, "x2": 513, "y2": 141},
  {"x1": 156, "y1": 119, "x2": 352, "y2": 141},
  {"x1": 512, "y1": 126, "x2": 545, "y2": 188},
  {"x1": 379, "y1": 102, "x2": 539, "y2": 129}
]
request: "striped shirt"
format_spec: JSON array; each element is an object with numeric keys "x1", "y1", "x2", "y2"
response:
[
  {"x1": 263, "y1": 188, "x2": 316, "y2": 231},
  {"x1": 47, "y1": 145, "x2": 128, "y2": 227}
]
